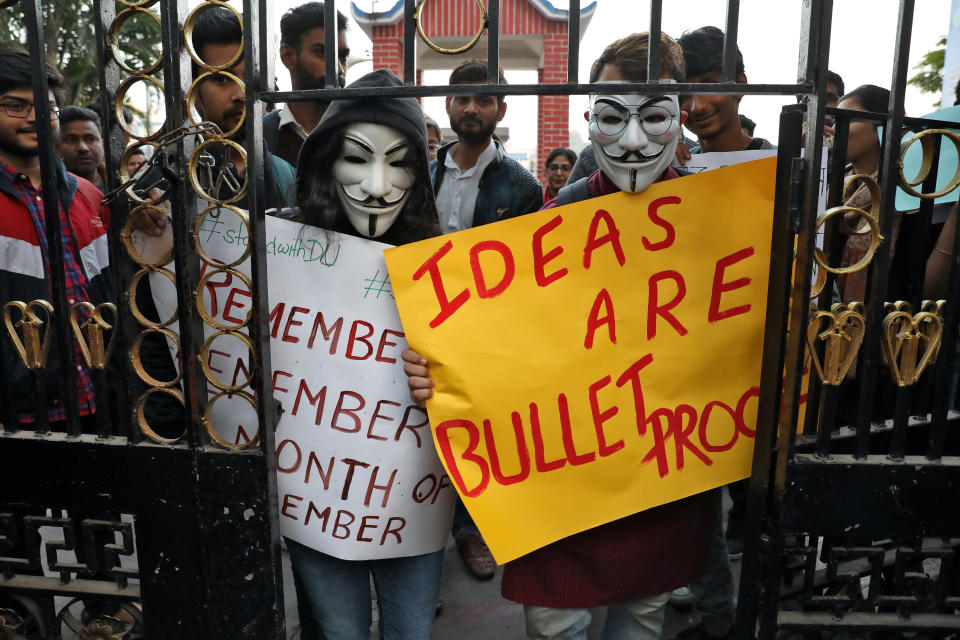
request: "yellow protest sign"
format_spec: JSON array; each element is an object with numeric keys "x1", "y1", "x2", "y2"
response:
[{"x1": 384, "y1": 157, "x2": 777, "y2": 563}]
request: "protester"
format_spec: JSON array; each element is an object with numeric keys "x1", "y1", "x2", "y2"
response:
[
  {"x1": 264, "y1": 1, "x2": 350, "y2": 166},
  {"x1": 0, "y1": 49, "x2": 112, "y2": 430},
  {"x1": 191, "y1": 6, "x2": 296, "y2": 209},
  {"x1": 425, "y1": 114, "x2": 441, "y2": 162},
  {"x1": 835, "y1": 84, "x2": 890, "y2": 304},
  {"x1": 55, "y1": 105, "x2": 106, "y2": 192},
  {"x1": 431, "y1": 57, "x2": 543, "y2": 580},
  {"x1": 405, "y1": 33, "x2": 714, "y2": 640},
  {"x1": 433, "y1": 59, "x2": 543, "y2": 233},
  {"x1": 542, "y1": 147, "x2": 575, "y2": 203},
  {"x1": 286, "y1": 68, "x2": 441, "y2": 640},
  {"x1": 125, "y1": 147, "x2": 148, "y2": 177}
]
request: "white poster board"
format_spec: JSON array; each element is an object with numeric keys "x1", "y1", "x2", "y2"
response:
[{"x1": 146, "y1": 212, "x2": 455, "y2": 560}]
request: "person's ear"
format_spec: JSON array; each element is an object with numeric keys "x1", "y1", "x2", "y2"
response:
[
  {"x1": 279, "y1": 43, "x2": 296, "y2": 72},
  {"x1": 583, "y1": 109, "x2": 590, "y2": 122},
  {"x1": 445, "y1": 95, "x2": 452, "y2": 115},
  {"x1": 679, "y1": 110, "x2": 688, "y2": 126},
  {"x1": 497, "y1": 100, "x2": 507, "y2": 121},
  {"x1": 735, "y1": 73, "x2": 748, "y2": 104}
]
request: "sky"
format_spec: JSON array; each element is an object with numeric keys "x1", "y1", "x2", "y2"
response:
[{"x1": 269, "y1": 0, "x2": 950, "y2": 158}]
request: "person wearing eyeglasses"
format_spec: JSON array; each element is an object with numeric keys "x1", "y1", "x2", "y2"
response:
[
  {"x1": 542, "y1": 147, "x2": 576, "y2": 204},
  {"x1": 0, "y1": 48, "x2": 112, "y2": 431}
]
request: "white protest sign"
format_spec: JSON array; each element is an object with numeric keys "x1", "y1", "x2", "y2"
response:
[{"x1": 146, "y1": 211, "x2": 456, "y2": 560}]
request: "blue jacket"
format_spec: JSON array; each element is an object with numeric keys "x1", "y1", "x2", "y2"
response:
[{"x1": 431, "y1": 140, "x2": 543, "y2": 227}]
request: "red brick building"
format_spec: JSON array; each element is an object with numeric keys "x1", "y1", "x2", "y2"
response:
[{"x1": 351, "y1": 0, "x2": 596, "y2": 182}]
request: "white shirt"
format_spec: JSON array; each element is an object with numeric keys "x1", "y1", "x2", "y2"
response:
[
  {"x1": 278, "y1": 106, "x2": 309, "y2": 139},
  {"x1": 434, "y1": 139, "x2": 497, "y2": 234}
]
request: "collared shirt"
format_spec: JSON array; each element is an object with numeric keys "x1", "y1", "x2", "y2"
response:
[
  {"x1": 278, "y1": 107, "x2": 310, "y2": 140},
  {"x1": 435, "y1": 139, "x2": 497, "y2": 234},
  {"x1": 0, "y1": 160, "x2": 95, "y2": 422}
]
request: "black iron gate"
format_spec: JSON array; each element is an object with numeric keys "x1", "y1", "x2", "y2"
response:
[
  {"x1": 736, "y1": 1, "x2": 960, "y2": 637},
  {"x1": 1, "y1": 0, "x2": 957, "y2": 636}
]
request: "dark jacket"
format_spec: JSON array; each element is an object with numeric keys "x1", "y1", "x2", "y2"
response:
[
  {"x1": 432, "y1": 139, "x2": 543, "y2": 227},
  {"x1": 0, "y1": 159, "x2": 113, "y2": 419}
]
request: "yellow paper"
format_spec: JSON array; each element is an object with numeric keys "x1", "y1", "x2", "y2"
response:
[{"x1": 385, "y1": 158, "x2": 777, "y2": 563}]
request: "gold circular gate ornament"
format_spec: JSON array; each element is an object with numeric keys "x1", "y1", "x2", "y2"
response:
[
  {"x1": 203, "y1": 390, "x2": 260, "y2": 449},
  {"x1": 415, "y1": 0, "x2": 488, "y2": 55},
  {"x1": 192, "y1": 203, "x2": 251, "y2": 268},
  {"x1": 114, "y1": 75, "x2": 166, "y2": 140},
  {"x1": 130, "y1": 327, "x2": 182, "y2": 387},
  {"x1": 194, "y1": 267, "x2": 253, "y2": 331},
  {"x1": 187, "y1": 137, "x2": 248, "y2": 203},
  {"x1": 128, "y1": 267, "x2": 179, "y2": 328},
  {"x1": 813, "y1": 205, "x2": 884, "y2": 275},
  {"x1": 183, "y1": 1, "x2": 244, "y2": 71},
  {"x1": 109, "y1": 7, "x2": 163, "y2": 75},
  {"x1": 899, "y1": 128, "x2": 960, "y2": 200},
  {"x1": 199, "y1": 330, "x2": 256, "y2": 392},
  {"x1": 137, "y1": 386, "x2": 187, "y2": 443}
]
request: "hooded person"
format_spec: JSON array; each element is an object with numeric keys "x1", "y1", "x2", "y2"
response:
[
  {"x1": 292, "y1": 68, "x2": 438, "y2": 247},
  {"x1": 283, "y1": 69, "x2": 443, "y2": 640}
]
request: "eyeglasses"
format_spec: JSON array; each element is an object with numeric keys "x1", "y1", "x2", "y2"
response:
[
  {"x1": 547, "y1": 164, "x2": 571, "y2": 173},
  {"x1": 427, "y1": 143, "x2": 439, "y2": 151},
  {"x1": 593, "y1": 104, "x2": 675, "y2": 137},
  {"x1": 0, "y1": 98, "x2": 60, "y2": 119}
]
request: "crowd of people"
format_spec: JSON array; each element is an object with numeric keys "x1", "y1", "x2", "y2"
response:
[{"x1": 0, "y1": 1, "x2": 952, "y2": 638}]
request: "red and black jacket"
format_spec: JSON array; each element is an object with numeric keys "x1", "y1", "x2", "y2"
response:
[{"x1": 0, "y1": 159, "x2": 113, "y2": 420}]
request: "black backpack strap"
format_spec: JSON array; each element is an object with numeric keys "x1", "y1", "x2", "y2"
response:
[
  {"x1": 557, "y1": 177, "x2": 592, "y2": 206},
  {"x1": 263, "y1": 110, "x2": 281, "y2": 157}
]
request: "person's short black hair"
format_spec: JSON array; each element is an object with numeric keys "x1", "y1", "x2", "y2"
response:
[
  {"x1": 546, "y1": 147, "x2": 576, "y2": 167},
  {"x1": 127, "y1": 147, "x2": 147, "y2": 158},
  {"x1": 192, "y1": 6, "x2": 243, "y2": 58},
  {"x1": 840, "y1": 84, "x2": 890, "y2": 114},
  {"x1": 738, "y1": 114, "x2": 756, "y2": 136},
  {"x1": 678, "y1": 26, "x2": 745, "y2": 78},
  {"x1": 59, "y1": 106, "x2": 102, "y2": 134},
  {"x1": 827, "y1": 70, "x2": 845, "y2": 97},
  {"x1": 0, "y1": 47, "x2": 63, "y2": 100},
  {"x1": 280, "y1": 2, "x2": 348, "y2": 50},
  {"x1": 449, "y1": 59, "x2": 507, "y2": 105}
]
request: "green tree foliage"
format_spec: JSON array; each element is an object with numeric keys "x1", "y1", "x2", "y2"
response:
[
  {"x1": 908, "y1": 36, "x2": 946, "y2": 107},
  {"x1": 0, "y1": 0, "x2": 162, "y2": 107}
]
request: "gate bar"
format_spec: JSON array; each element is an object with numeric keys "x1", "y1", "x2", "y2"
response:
[
  {"x1": 403, "y1": 0, "x2": 416, "y2": 84},
  {"x1": 266, "y1": 81, "x2": 812, "y2": 103},
  {"x1": 487, "y1": 0, "x2": 500, "y2": 83},
  {"x1": 567, "y1": 0, "x2": 580, "y2": 84},
  {"x1": 324, "y1": 0, "x2": 339, "y2": 88},
  {"x1": 23, "y1": 0, "x2": 80, "y2": 434},
  {"x1": 647, "y1": 0, "x2": 662, "y2": 82},
  {"x1": 853, "y1": 0, "x2": 914, "y2": 460},
  {"x1": 721, "y1": 0, "x2": 740, "y2": 82}
]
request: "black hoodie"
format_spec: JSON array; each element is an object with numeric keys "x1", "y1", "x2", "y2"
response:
[{"x1": 293, "y1": 69, "x2": 438, "y2": 245}]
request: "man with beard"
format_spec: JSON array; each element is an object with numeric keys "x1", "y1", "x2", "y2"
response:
[
  {"x1": 55, "y1": 106, "x2": 106, "y2": 192},
  {"x1": 0, "y1": 49, "x2": 111, "y2": 429},
  {"x1": 430, "y1": 58, "x2": 543, "y2": 580},
  {"x1": 433, "y1": 59, "x2": 542, "y2": 235},
  {"x1": 191, "y1": 7, "x2": 295, "y2": 209},
  {"x1": 264, "y1": 1, "x2": 350, "y2": 167}
]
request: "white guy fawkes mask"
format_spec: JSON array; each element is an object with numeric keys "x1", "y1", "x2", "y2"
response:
[
  {"x1": 333, "y1": 122, "x2": 416, "y2": 238},
  {"x1": 588, "y1": 84, "x2": 681, "y2": 193}
]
